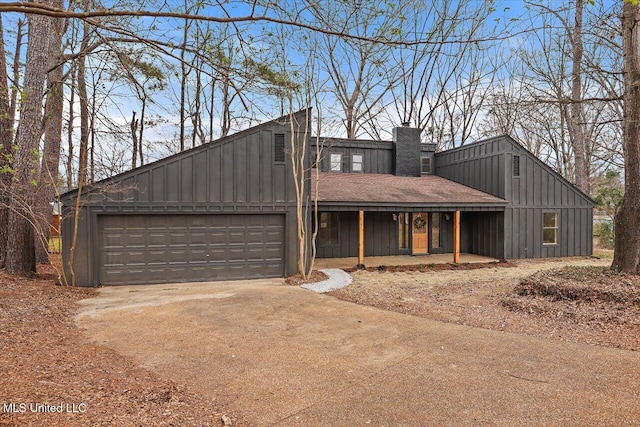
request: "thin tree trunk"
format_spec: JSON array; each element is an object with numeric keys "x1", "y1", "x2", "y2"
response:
[
  {"x1": 6, "y1": 9, "x2": 52, "y2": 276},
  {"x1": 138, "y1": 101, "x2": 145, "y2": 165},
  {"x1": 131, "y1": 111, "x2": 139, "y2": 168},
  {"x1": 77, "y1": 4, "x2": 89, "y2": 187},
  {"x1": 0, "y1": 17, "x2": 17, "y2": 269},
  {"x1": 90, "y1": 80, "x2": 96, "y2": 183},
  {"x1": 66, "y1": 62, "x2": 75, "y2": 189},
  {"x1": 568, "y1": 0, "x2": 589, "y2": 194},
  {"x1": 179, "y1": 1, "x2": 188, "y2": 151},
  {"x1": 9, "y1": 19, "x2": 24, "y2": 128},
  {"x1": 35, "y1": 0, "x2": 65, "y2": 264},
  {"x1": 613, "y1": 3, "x2": 640, "y2": 274}
]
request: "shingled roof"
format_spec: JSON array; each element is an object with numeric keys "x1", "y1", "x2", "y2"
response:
[{"x1": 312, "y1": 172, "x2": 507, "y2": 210}]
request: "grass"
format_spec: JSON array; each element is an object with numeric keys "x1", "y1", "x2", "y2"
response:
[{"x1": 48, "y1": 236, "x2": 61, "y2": 253}]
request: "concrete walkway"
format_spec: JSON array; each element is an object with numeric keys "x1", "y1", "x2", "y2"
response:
[
  {"x1": 77, "y1": 280, "x2": 640, "y2": 426},
  {"x1": 301, "y1": 268, "x2": 352, "y2": 293}
]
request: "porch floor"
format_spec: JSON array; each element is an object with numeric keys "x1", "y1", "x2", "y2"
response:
[{"x1": 314, "y1": 253, "x2": 498, "y2": 270}]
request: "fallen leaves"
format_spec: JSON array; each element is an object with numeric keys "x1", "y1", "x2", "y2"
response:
[{"x1": 0, "y1": 257, "x2": 245, "y2": 427}]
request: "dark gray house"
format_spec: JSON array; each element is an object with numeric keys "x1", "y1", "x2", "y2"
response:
[{"x1": 60, "y1": 110, "x2": 593, "y2": 286}]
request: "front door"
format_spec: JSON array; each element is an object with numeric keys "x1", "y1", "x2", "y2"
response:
[{"x1": 412, "y1": 212, "x2": 428, "y2": 255}]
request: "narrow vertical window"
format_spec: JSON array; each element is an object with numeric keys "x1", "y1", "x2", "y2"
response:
[
  {"x1": 274, "y1": 133, "x2": 285, "y2": 163},
  {"x1": 543, "y1": 212, "x2": 558, "y2": 245},
  {"x1": 352, "y1": 154, "x2": 363, "y2": 172},
  {"x1": 421, "y1": 157, "x2": 431, "y2": 174},
  {"x1": 330, "y1": 153, "x2": 342, "y2": 172},
  {"x1": 398, "y1": 212, "x2": 409, "y2": 249},
  {"x1": 513, "y1": 155, "x2": 520, "y2": 177},
  {"x1": 431, "y1": 213, "x2": 441, "y2": 248},
  {"x1": 319, "y1": 212, "x2": 340, "y2": 245}
]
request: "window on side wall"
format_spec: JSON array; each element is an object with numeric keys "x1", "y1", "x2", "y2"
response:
[
  {"x1": 274, "y1": 133, "x2": 285, "y2": 163},
  {"x1": 319, "y1": 212, "x2": 340, "y2": 245},
  {"x1": 421, "y1": 157, "x2": 431, "y2": 175},
  {"x1": 352, "y1": 154, "x2": 363, "y2": 172},
  {"x1": 513, "y1": 155, "x2": 520, "y2": 177},
  {"x1": 330, "y1": 153, "x2": 342, "y2": 172},
  {"x1": 543, "y1": 212, "x2": 558, "y2": 245}
]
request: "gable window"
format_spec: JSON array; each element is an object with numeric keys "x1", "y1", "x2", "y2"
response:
[
  {"x1": 543, "y1": 212, "x2": 558, "y2": 245},
  {"x1": 319, "y1": 212, "x2": 339, "y2": 245},
  {"x1": 274, "y1": 133, "x2": 285, "y2": 163},
  {"x1": 421, "y1": 157, "x2": 432, "y2": 175},
  {"x1": 513, "y1": 155, "x2": 520, "y2": 177},
  {"x1": 330, "y1": 153, "x2": 342, "y2": 172},
  {"x1": 352, "y1": 154, "x2": 363, "y2": 172}
]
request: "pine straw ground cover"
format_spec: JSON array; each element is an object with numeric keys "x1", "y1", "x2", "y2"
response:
[
  {"x1": 330, "y1": 259, "x2": 640, "y2": 352},
  {"x1": 502, "y1": 266, "x2": 640, "y2": 350},
  {"x1": 0, "y1": 258, "x2": 245, "y2": 427}
]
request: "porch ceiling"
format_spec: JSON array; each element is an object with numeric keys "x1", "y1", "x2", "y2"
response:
[{"x1": 312, "y1": 172, "x2": 507, "y2": 211}]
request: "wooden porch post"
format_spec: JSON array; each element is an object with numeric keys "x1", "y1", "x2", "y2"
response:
[
  {"x1": 358, "y1": 210, "x2": 365, "y2": 267},
  {"x1": 453, "y1": 210, "x2": 460, "y2": 263}
]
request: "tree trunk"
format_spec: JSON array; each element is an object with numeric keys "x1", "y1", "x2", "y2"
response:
[
  {"x1": 568, "y1": 0, "x2": 589, "y2": 194},
  {"x1": 35, "y1": 0, "x2": 65, "y2": 264},
  {"x1": 77, "y1": 6, "x2": 90, "y2": 187},
  {"x1": 0, "y1": 17, "x2": 16, "y2": 269},
  {"x1": 131, "y1": 111, "x2": 139, "y2": 168},
  {"x1": 612, "y1": 3, "x2": 640, "y2": 274},
  {"x1": 66, "y1": 62, "x2": 75, "y2": 189},
  {"x1": 5, "y1": 9, "x2": 52, "y2": 276},
  {"x1": 138, "y1": 101, "x2": 145, "y2": 165}
]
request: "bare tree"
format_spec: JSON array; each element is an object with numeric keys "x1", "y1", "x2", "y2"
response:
[
  {"x1": 5, "y1": 7, "x2": 52, "y2": 275},
  {"x1": 568, "y1": 0, "x2": 589, "y2": 193},
  {"x1": 612, "y1": 1, "x2": 640, "y2": 274},
  {"x1": 34, "y1": 0, "x2": 66, "y2": 264},
  {"x1": 308, "y1": 0, "x2": 407, "y2": 138},
  {"x1": 0, "y1": 16, "x2": 19, "y2": 269},
  {"x1": 391, "y1": 0, "x2": 502, "y2": 148}
]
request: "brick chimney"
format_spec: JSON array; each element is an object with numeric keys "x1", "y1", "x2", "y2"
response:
[{"x1": 393, "y1": 124, "x2": 422, "y2": 177}]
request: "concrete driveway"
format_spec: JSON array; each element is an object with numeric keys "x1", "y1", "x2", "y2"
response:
[{"x1": 76, "y1": 279, "x2": 640, "y2": 426}]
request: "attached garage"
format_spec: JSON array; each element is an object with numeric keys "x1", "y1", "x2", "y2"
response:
[
  {"x1": 61, "y1": 111, "x2": 308, "y2": 286},
  {"x1": 97, "y1": 214, "x2": 285, "y2": 285}
]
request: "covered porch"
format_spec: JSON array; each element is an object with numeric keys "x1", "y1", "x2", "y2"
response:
[
  {"x1": 313, "y1": 172, "x2": 509, "y2": 267},
  {"x1": 314, "y1": 253, "x2": 499, "y2": 270}
]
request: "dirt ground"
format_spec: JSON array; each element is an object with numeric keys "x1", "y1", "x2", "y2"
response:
[
  {"x1": 74, "y1": 267, "x2": 640, "y2": 426},
  {"x1": 3, "y1": 252, "x2": 639, "y2": 425},
  {"x1": 329, "y1": 256, "x2": 640, "y2": 351},
  {"x1": 0, "y1": 257, "x2": 245, "y2": 427}
]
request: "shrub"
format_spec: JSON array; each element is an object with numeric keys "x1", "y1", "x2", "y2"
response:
[{"x1": 595, "y1": 221, "x2": 615, "y2": 249}]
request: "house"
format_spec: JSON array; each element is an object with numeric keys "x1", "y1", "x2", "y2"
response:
[{"x1": 60, "y1": 110, "x2": 593, "y2": 286}]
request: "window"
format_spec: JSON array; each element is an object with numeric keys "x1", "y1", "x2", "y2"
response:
[
  {"x1": 319, "y1": 212, "x2": 339, "y2": 245},
  {"x1": 352, "y1": 154, "x2": 363, "y2": 172},
  {"x1": 398, "y1": 213, "x2": 410, "y2": 249},
  {"x1": 330, "y1": 153, "x2": 342, "y2": 172},
  {"x1": 421, "y1": 157, "x2": 432, "y2": 174},
  {"x1": 543, "y1": 212, "x2": 558, "y2": 245},
  {"x1": 274, "y1": 134, "x2": 285, "y2": 163},
  {"x1": 310, "y1": 151, "x2": 319, "y2": 168},
  {"x1": 513, "y1": 155, "x2": 520, "y2": 177},
  {"x1": 431, "y1": 213, "x2": 441, "y2": 248}
]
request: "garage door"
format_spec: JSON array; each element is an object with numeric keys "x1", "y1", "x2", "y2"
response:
[{"x1": 98, "y1": 214, "x2": 285, "y2": 285}]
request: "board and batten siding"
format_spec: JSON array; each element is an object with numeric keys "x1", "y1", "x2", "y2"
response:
[
  {"x1": 311, "y1": 138, "x2": 435, "y2": 174},
  {"x1": 435, "y1": 135, "x2": 593, "y2": 259},
  {"x1": 316, "y1": 212, "x2": 397, "y2": 258},
  {"x1": 61, "y1": 111, "x2": 310, "y2": 286}
]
